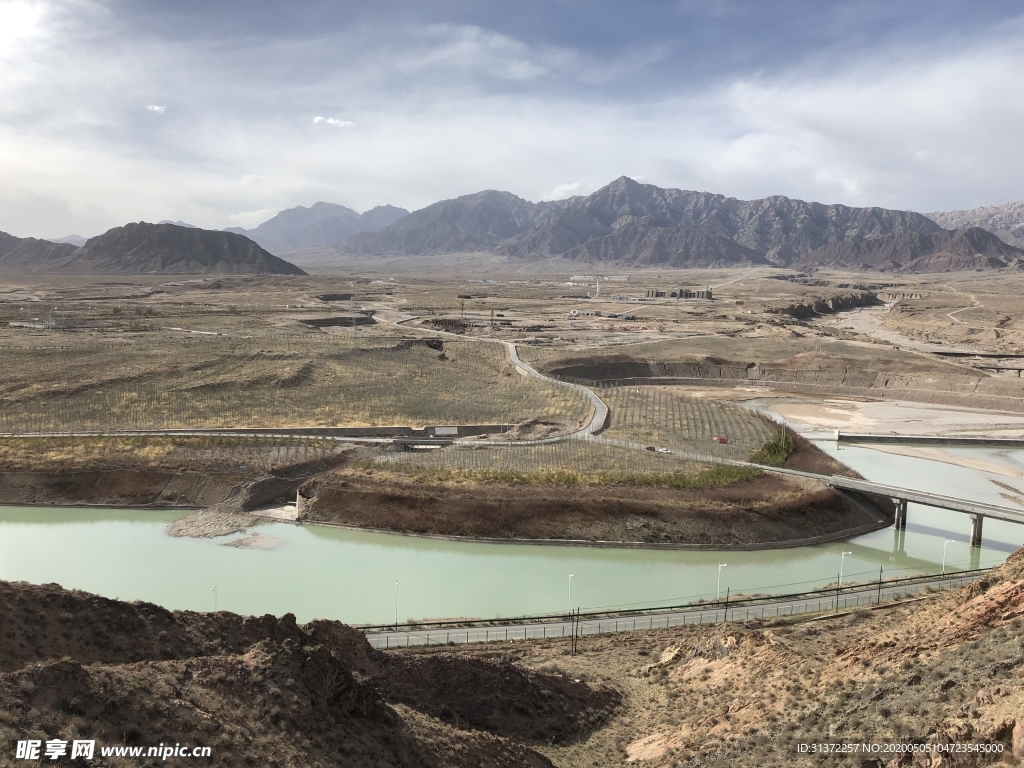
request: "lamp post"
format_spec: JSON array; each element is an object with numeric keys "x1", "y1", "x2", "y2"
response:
[
  {"x1": 211, "y1": 586, "x2": 217, "y2": 612},
  {"x1": 568, "y1": 574, "x2": 574, "y2": 616},
  {"x1": 839, "y1": 551, "x2": 852, "y2": 586},
  {"x1": 942, "y1": 540, "x2": 955, "y2": 575},
  {"x1": 717, "y1": 563, "x2": 727, "y2": 603},
  {"x1": 395, "y1": 580, "x2": 399, "y2": 628}
]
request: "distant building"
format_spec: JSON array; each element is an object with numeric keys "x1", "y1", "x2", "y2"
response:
[{"x1": 670, "y1": 288, "x2": 713, "y2": 300}]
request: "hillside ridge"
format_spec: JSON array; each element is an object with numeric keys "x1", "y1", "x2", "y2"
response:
[{"x1": 0, "y1": 222, "x2": 306, "y2": 275}]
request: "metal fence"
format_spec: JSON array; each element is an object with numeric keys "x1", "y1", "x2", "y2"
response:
[{"x1": 365, "y1": 571, "x2": 984, "y2": 650}]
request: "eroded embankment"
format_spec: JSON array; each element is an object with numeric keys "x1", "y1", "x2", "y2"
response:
[
  {"x1": 541, "y1": 351, "x2": 1024, "y2": 410},
  {"x1": 295, "y1": 469, "x2": 889, "y2": 549},
  {"x1": 0, "y1": 434, "x2": 883, "y2": 548},
  {"x1": 0, "y1": 468, "x2": 239, "y2": 509}
]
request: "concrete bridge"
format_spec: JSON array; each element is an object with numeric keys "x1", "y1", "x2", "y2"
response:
[
  {"x1": 835, "y1": 432, "x2": 1024, "y2": 448},
  {"x1": 763, "y1": 465, "x2": 1024, "y2": 547}
]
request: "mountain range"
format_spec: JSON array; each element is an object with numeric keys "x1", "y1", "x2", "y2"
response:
[
  {"x1": 9, "y1": 179, "x2": 1024, "y2": 274},
  {"x1": 226, "y1": 202, "x2": 409, "y2": 253},
  {"x1": 0, "y1": 222, "x2": 305, "y2": 275},
  {"x1": 340, "y1": 177, "x2": 1019, "y2": 271}
]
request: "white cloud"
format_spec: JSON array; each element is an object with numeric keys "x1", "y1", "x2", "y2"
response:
[
  {"x1": 0, "y1": 0, "x2": 47, "y2": 60},
  {"x1": 227, "y1": 208, "x2": 279, "y2": 229},
  {"x1": 313, "y1": 116, "x2": 353, "y2": 128},
  {"x1": 542, "y1": 182, "x2": 586, "y2": 200},
  {"x1": 145, "y1": 104, "x2": 165, "y2": 113},
  {"x1": 2, "y1": 8, "x2": 1024, "y2": 235}
]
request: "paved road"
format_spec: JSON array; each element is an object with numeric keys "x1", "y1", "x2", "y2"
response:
[
  {"x1": 363, "y1": 570, "x2": 985, "y2": 649},
  {"x1": 499, "y1": 341, "x2": 609, "y2": 439}
]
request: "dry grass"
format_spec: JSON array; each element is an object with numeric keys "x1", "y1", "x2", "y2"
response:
[
  {"x1": 0, "y1": 337, "x2": 590, "y2": 432},
  {"x1": 0, "y1": 435, "x2": 344, "y2": 472},
  {"x1": 380, "y1": 439, "x2": 701, "y2": 475}
]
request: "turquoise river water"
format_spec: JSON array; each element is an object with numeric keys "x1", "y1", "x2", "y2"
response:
[{"x1": 1, "y1": 442, "x2": 1022, "y2": 625}]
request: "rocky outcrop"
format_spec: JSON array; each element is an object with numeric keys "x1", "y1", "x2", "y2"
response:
[
  {"x1": 929, "y1": 200, "x2": 1024, "y2": 248},
  {"x1": 767, "y1": 290, "x2": 880, "y2": 319}
]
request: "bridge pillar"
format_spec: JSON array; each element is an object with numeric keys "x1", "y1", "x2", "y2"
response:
[
  {"x1": 893, "y1": 525, "x2": 905, "y2": 554},
  {"x1": 970, "y1": 514, "x2": 984, "y2": 548},
  {"x1": 895, "y1": 499, "x2": 908, "y2": 530}
]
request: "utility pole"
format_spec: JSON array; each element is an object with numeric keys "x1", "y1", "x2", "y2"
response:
[
  {"x1": 717, "y1": 563, "x2": 727, "y2": 605},
  {"x1": 942, "y1": 540, "x2": 955, "y2": 575}
]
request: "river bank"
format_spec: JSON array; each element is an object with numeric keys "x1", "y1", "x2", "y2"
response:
[{"x1": 0, "y1": 430, "x2": 882, "y2": 549}]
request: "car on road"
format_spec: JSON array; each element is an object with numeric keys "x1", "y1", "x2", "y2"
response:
[{"x1": 657, "y1": 448, "x2": 672, "y2": 454}]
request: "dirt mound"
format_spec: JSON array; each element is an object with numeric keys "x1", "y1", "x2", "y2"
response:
[
  {"x1": 380, "y1": 652, "x2": 620, "y2": 743},
  {"x1": 0, "y1": 580, "x2": 617, "y2": 765}
]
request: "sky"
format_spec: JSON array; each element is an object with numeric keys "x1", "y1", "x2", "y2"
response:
[{"x1": 2, "y1": 0, "x2": 1024, "y2": 238}]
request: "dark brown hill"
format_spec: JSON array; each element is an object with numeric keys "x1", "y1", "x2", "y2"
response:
[
  {"x1": 796, "y1": 227, "x2": 1024, "y2": 272},
  {"x1": 0, "y1": 580, "x2": 619, "y2": 767},
  {"x1": 0, "y1": 234, "x2": 78, "y2": 266},
  {"x1": 0, "y1": 222, "x2": 306, "y2": 275}
]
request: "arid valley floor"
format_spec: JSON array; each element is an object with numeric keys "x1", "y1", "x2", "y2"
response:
[{"x1": 5, "y1": 265, "x2": 1024, "y2": 766}]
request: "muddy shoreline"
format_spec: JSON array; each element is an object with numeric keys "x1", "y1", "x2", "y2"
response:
[
  {"x1": 0, "y1": 462, "x2": 888, "y2": 552},
  {"x1": 0, "y1": 447, "x2": 888, "y2": 550}
]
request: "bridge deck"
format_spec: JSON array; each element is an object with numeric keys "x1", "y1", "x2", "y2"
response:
[{"x1": 760, "y1": 465, "x2": 1024, "y2": 524}]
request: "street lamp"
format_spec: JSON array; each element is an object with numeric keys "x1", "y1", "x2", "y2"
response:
[
  {"x1": 942, "y1": 540, "x2": 955, "y2": 575},
  {"x1": 211, "y1": 586, "x2": 217, "y2": 612},
  {"x1": 717, "y1": 563, "x2": 727, "y2": 603},
  {"x1": 395, "y1": 580, "x2": 399, "y2": 628},
  {"x1": 568, "y1": 574, "x2": 574, "y2": 616},
  {"x1": 839, "y1": 551, "x2": 852, "y2": 586}
]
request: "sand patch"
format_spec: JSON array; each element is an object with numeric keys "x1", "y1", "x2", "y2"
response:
[
  {"x1": 249, "y1": 503, "x2": 299, "y2": 522},
  {"x1": 166, "y1": 510, "x2": 253, "y2": 538},
  {"x1": 222, "y1": 532, "x2": 284, "y2": 550},
  {"x1": 773, "y1": 400, "x2": 876, "y2": 429}
]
